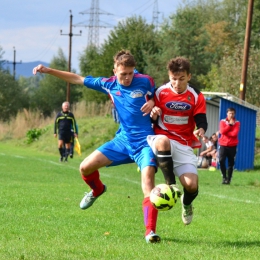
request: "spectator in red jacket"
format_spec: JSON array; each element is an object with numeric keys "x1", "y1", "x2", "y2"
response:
[{"x1": 218, "y1": 107, "x2": 240, "y2": 184}]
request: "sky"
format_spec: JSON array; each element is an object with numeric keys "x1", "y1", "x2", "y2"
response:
[{"x1": 0, "y1": 0, "x2": 182, "y2": 73}]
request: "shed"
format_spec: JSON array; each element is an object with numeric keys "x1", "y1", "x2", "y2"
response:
[{"x1": 201, "y1": 92, "x2": 259, "y2": 171}]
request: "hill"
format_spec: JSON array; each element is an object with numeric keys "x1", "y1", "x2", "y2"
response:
[{"x1": 2, "y1": 61, "x2": 49, "y2": 78}]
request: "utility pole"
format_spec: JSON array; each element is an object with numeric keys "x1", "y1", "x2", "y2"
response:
[
  {"x1": 240, "y1": 0, "x2": 254, "y2": 101},
  {"x1": 60, "y1": 10, "x2": 82, "y2": 103},
  {"x1": 7, "y1": 47, "x2": 22, "y2": 79}
]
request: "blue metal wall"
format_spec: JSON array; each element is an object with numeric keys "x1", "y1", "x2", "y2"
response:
[{"x1": 219, "y1": 98, "x2": 256, "y2": 171}]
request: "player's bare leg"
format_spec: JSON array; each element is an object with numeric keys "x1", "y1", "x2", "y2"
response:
[
  {"x1": 79, "y1": 150, "x2": 111, "y2": 209},
  {"x1": 179, "y1": 173, "x2": 198, "y2": 225}
]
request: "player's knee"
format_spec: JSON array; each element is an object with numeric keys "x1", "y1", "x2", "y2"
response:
[
  {"x1": 79, "y1": 162, "x2": 90, "y2": 176},
  {"x1": 155, "y1": 135, "x2": 170, "y2": 150},
  {"x1": 184, "y1": 182, "x2": 198, "y2": 193}
]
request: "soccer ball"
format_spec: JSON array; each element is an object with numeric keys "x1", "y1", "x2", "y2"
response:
[{"x1": 150, "y1": 184, "x2": 178, "y2": 211}]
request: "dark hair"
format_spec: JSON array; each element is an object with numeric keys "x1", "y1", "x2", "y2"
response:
[
  {"x1": 227, "y1": 107, "x2": 236, "y2": 113},
  {"x1": 113, "y1": 50, "x2": 136, "y2": 68},
  {"x1": 167, "y1": 57, "x2": 190, "y2": 74}
]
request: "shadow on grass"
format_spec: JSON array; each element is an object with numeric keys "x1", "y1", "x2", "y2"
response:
[
  {"x1": 164, "y1": 238, "x2": 260, "y2": 248},
  {"x1": 223, "y1": 240, "x2": 260, "y2": 248},
  {"x1": 254, "y1": 165, "x2": 260, "y2": 170}
]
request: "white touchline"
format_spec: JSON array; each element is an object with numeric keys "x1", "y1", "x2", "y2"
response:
[
  {"x1": 5, "y1": 154, "x2": 260, "y2": 204},
  {"x1": 201, "y1": 192, "x2": 260, "y2": 204}
]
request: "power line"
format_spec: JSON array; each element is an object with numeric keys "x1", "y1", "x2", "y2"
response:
[
  {"x1": 29, "y1": 11, "x2": 69, "y2": 62},
  {"x1": 73, "y1": 0, "x2": 114, "y2": 47},
  {"x1": 152, "y1": 0, "x2": 160, "y2": 31}
]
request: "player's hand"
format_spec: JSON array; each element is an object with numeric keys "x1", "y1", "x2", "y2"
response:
[
  {"x1": 194, "y1": 128, "x2": 205, "y2": 138},
  {"x1": 141, "y1": 99, "x2": 154, "y2": 116},
  {"x1": 150, "y1": 106, "x2": 161, "y2": 119},
  {"x1": 33, "y1": 64, "x2": 48, "y2": 75},
  {"x1": 229, "y1": 118, "x2": 235, "y2": 125},
  {"x1": 54, "y1": 134, "x2": 57, "y2": 138}
]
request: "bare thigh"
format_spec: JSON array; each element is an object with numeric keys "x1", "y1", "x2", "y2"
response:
[
  {"x1": 58, "y1": 140, "x2": 71, "y2": 149},
  {"x1": 80, "y1": 150, "x2": 112, "y2": 176}
]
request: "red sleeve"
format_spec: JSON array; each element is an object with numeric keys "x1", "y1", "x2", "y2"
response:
[{"x1": 194, "y1": 93, "x2": 206, "y2": 116}]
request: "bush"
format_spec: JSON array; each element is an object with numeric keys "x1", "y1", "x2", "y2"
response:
[{"x1": 26, "y1": 128, "x2": 46, "y2": 144}]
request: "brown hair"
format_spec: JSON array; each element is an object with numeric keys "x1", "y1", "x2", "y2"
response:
[
  {"x1": 113, "y1": 50, "x2": 136, "y2": 68},
  {"x1": 167, "y1": 57, "x2": 190, "y2": 74},
  {"x1": 227, "y1": 107, "x2": 236, "y2": 113}
]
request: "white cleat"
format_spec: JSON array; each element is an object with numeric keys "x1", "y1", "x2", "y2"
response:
[{"x1": 181, "y1": 194, "x2": 193, "y2": 225}]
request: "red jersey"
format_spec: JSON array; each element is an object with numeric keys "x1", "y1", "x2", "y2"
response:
[
  {"x1": 153, "y1": 83, "x2": 207, "y2": 148},
  {"x1": 218, "y1": 118, "x2": 240, "y2": 146}
]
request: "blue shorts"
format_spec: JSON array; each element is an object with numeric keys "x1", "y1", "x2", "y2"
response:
[{"x1": 97, "y1": 135, "x2": 157, "y2": 172}]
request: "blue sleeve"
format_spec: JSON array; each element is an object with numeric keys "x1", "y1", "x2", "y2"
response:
[
  {"x1": 148, "y1": 79, "x2": 155, "y2": 99},
  {"x1": 83, "y1": 76, "x2": 109, "y2": 94}
]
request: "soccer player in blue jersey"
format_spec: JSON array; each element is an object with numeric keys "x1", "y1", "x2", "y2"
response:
[{"x1": 33, "y1": 50, "x2": 161, "y2": 243}]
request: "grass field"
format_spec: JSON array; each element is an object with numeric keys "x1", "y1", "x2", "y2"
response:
[{"x1": 1, "y1": 142, "x2": 260, "y2": 260}]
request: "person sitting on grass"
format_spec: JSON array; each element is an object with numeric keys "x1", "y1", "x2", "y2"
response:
[{"x1": 200, "y1": 135, "x2": 214, "y2": 165}]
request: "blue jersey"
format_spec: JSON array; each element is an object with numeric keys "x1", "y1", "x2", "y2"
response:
[{"x1": 83, "y1": 73, "x2": 155, "y2": 142}]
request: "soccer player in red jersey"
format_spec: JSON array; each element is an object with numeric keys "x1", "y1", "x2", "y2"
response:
[{"x1": 147, "y1": 57, "x2": 208, "y2": 225}]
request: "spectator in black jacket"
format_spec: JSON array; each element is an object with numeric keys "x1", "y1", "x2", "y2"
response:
[{"x1": 54, "y1": 101, "x2": 78, "y2": 162}]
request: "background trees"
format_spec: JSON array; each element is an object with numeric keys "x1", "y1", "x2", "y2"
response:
[
  {"x1": 0, "y1": 70, "x2": 29, "y2": 121},
  {"x1": 79, "y1": 16, "x2": 160, "y2": 103},
  {"x1": 1, "y1": 0, "x2": 260, "y2": 120},
  {"x1": 32, "y1": 48, "x2": 82, "y2": 116}
]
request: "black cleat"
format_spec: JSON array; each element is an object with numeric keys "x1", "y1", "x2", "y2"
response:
[{"x1": 222, "y1": 178, "x2": 230, "y2": 185}]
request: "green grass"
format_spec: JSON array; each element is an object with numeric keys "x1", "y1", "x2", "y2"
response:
[{"x1": 1, "y1": 142, "x2": 260, "y2": 260}]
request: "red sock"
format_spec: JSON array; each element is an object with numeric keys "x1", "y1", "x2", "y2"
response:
[
  {"x1": 81, "y1": 170, "x2": 104, "y2": 197},
  {"x1": 143, "y1": 197, "x2": 158, "y2": 236}
]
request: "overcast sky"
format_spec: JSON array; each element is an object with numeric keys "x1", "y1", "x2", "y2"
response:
[{"x1": 0, "y1": 0, "x2": 182, "y2": 72}]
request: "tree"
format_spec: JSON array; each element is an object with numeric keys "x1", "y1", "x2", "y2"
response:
[
  {"x1": 79, "y1": 16, "x2": 159, "y2": 102},
  {"x1": 0, "y1": 70, "x2": 29, "y2": 121},
  {"x1": 249, "y1": 0, "x2": 260, "y2": 49},
  {"x1": 18, "y1": 75, "x2": 43, "y2": 108},
  {"x1": 0, "y1": 45, "x2": 5, "y2": 70},
  {"x1": 32, "y1": 48, "x2": 82, "y2": 116},
  {"x1": 79, "y1": 45, "x2": 108, "y2": 104},
  {"x1": 198, "y1": 46, "x2": 260, "y2": 106},
  {"x1": 195, "y1": 0, "x2": 260, "y2": 106},
  {"x1": 145, "y1": 0, "x2": 218, "y2": 87},
  {"x1": 101, "y1": 16, "x2": 159, "y2": 74}
]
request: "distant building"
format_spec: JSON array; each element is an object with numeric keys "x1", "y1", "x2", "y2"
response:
[{"x1": 202, "y1": 92, "x2": 259, "y2": 171}]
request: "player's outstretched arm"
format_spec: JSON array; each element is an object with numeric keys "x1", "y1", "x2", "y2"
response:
[{"x1": 32, "y1": 64, "x2": 85, "y2": 85}]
